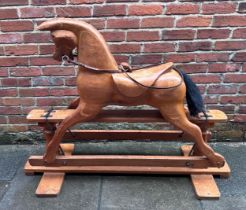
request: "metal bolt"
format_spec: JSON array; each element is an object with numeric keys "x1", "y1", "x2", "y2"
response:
[{"x1": 186, "y1": 161, "x2": 191, "y2": 167}]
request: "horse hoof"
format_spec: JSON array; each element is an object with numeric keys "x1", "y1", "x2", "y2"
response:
[
  {"x1": 216, "y1": 161, "x2": 225, "y2": 168},
  {"x1": 43, "y1": 153, "x2": 55, "y2": 164},
  {"x1": 211, "y1": 153, "x2": 225, "y2": 168},
  {"x1": 43, "y1": 154, "x2": 49, "y2": 164}
]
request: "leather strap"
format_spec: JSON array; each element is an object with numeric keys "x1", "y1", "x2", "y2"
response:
[
  {"x1": 62, "y1": 55, "x2": 183, "y2": 90},
  {"x1": 62, "y1": 55, "x2": 122, "y2": 73}
]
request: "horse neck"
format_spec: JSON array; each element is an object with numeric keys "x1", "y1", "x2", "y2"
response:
[{"x1": 77, "y1": 30, "x2": 118, "y2": 70}]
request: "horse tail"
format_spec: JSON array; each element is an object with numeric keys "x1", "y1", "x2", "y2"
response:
[{"x1": 177, "y1": 69, "x2": 206, "y2": 117}]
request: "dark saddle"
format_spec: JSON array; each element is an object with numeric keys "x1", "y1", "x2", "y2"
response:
[{"x1": 112, "y1": 62, "x2": 181, "y2": 97}]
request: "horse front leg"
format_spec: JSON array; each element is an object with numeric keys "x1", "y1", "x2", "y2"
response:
[{"x1": 44, "y1": 102, "x2": 102, "y2": 163}]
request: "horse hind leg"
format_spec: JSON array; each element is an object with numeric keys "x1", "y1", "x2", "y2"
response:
[{"x1": 159, "y1": 103, "x2": 225, "y2": 167}]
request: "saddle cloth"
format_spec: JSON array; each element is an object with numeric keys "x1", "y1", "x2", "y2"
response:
[{"x1": 112, "y1": 62, "x2": 181, "y2": 97}]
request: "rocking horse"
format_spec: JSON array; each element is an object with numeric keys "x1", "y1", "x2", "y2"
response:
[{"x1": 24, "y1": 18, "x2": 230, "y2": 199}]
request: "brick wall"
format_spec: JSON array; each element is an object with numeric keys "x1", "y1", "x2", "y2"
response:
[{"x1": 0, "y1": 0, "x2": 245, "y2": 135}]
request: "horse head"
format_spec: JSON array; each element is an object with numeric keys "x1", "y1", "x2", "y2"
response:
[
  {"x1": 37, "y1": 18, "x2": 118, "y2": 70},
  {"x1": 51, "y1": 30, "x2": 77, "y2": 61}
]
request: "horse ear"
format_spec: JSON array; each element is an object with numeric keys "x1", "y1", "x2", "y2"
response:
[{"x1": 51, "y1": 30, "x2": 77, "y2": 47}]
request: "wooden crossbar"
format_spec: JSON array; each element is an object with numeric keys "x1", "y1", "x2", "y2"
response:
[
  {"x1": 25, "y1": 161, "x2": 230, "y2": 176},
  {"x1": 24, "y1": 152, "x2": 230, "y2": 177},
  {"x1": 29, "y1": 155, "x2": 211, "y2": 168},
  {"x1": 63, "y1": 130, "x2": 211, "y2": 141},
  {"x1": 27, "y1": 109, "x2": 227, "y2": 123}
]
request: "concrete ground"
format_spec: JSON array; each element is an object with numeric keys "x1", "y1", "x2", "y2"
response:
[{"x1": 0, "y1": 141, "x2": 245, "y2": 210}]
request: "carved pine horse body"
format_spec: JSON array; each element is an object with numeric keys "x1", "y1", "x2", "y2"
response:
[{"x1": 38, "y1": 18, "x2": 224, "y2": 167}]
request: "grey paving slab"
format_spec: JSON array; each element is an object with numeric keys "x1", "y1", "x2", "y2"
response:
[
  {"x1": 0, "y1": 145, "x2": 42, "y2": 181},
  {"x1": 0, "y1": 168, "x2": 101, "y2": 210},
  {"x1": 0, "y1": 181, "x2": 10, "y2": 202},
  {"x1": 201, "y1": 143, "x2": 246, "y2": 210},
  {"x1": 100, "y1": 175, "x2": 202, "y2": 210},
  {"x1": 212, "y1": 143, "x2": 246, "y2": 196},
  {"x1": 201, "y1": 196, "x2": 246, "y2": 210}
]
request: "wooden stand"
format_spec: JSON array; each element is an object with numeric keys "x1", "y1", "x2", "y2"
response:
[
  {"x1": 34, "y1": 144, "x2": 74, "y2": 197},
  {"x1": 24, "y1": 109, "x2": 230, "y2": 199}
]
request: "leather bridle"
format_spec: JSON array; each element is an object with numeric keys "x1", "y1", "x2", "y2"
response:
[{"x1": 61, "y1": 55, "x2": 184, "y2": 90}]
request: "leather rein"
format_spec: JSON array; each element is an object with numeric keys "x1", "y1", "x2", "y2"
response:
[{"x1": 62, "y1": 55, "x2": 184, "y2": 90}]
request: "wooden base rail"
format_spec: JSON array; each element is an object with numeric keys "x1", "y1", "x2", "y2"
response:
[
  {"x1": 24, "y1": 144, "x2": 230, "y2": 199},
  {"x1": 25, "y1": 109, "x2": 230, "y2": 199},
  {"x1": 29, "y1": 155, "x2": 212, "y2": 168}
]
